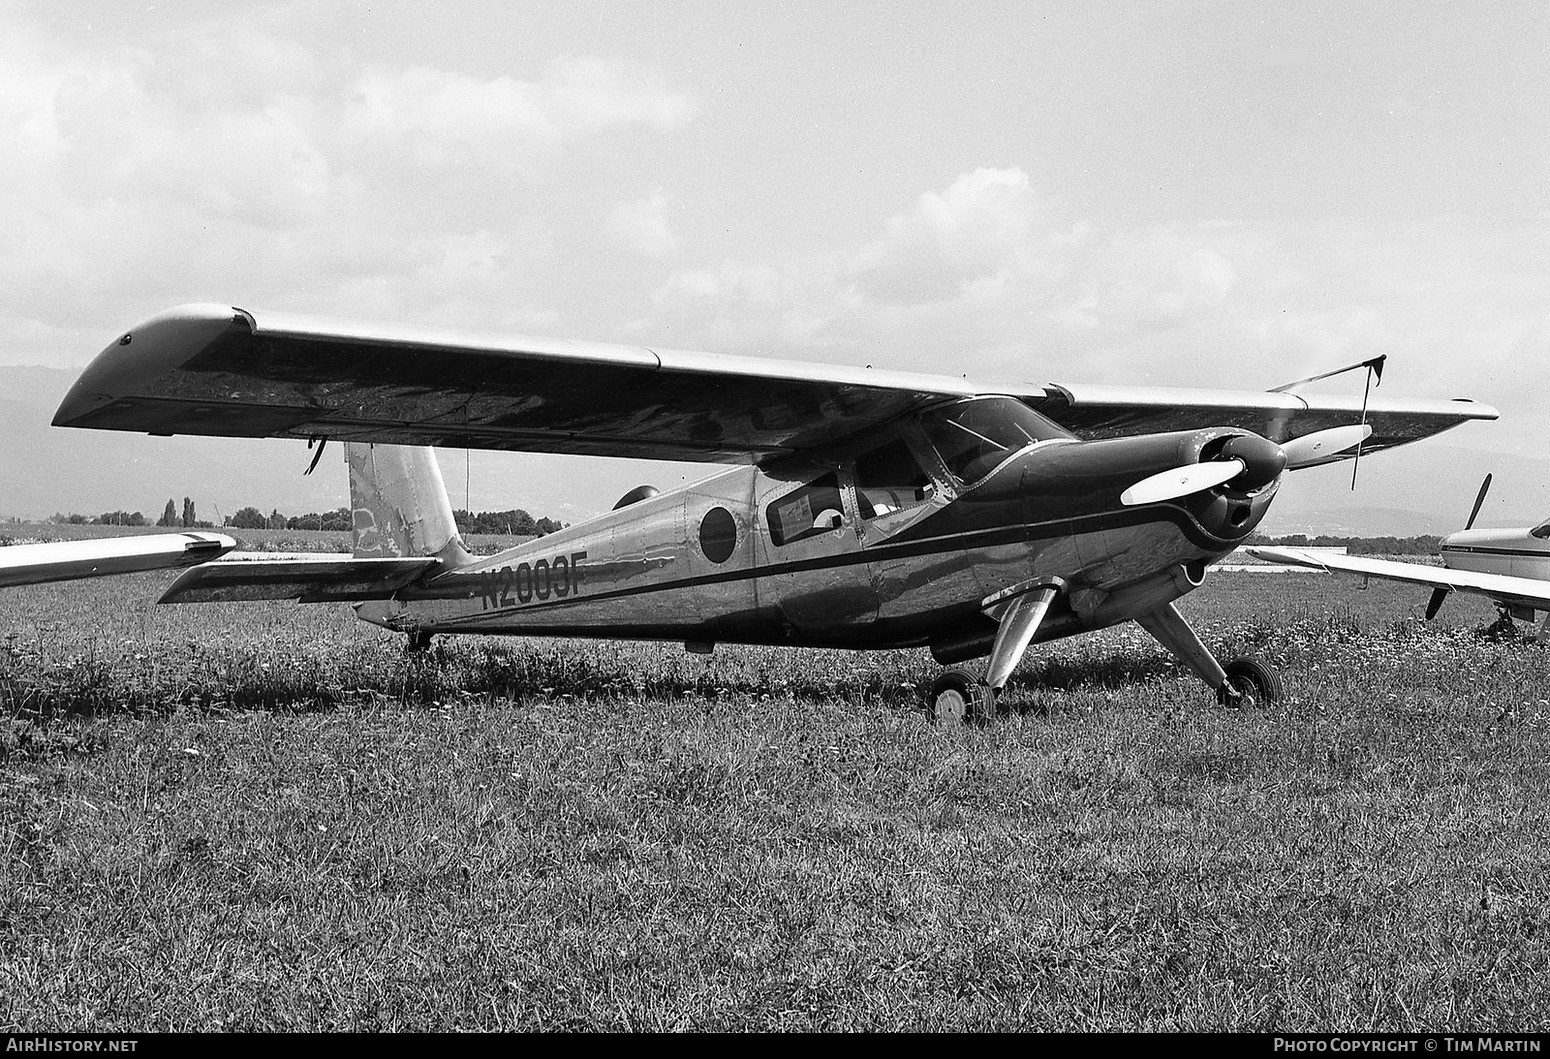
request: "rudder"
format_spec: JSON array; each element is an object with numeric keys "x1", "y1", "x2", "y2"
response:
[{"x1": 347, "y1": 442, "x2": 471, "y2": 565}]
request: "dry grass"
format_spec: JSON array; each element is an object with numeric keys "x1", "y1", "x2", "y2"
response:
[{"x1": 2, "y1": 568, "x2": 1548, "y2": 1030}]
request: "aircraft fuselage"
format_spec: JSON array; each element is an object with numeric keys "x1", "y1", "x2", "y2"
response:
[
  {"x1": 356, "y1": 397, "x2": 1279, "y2": 661},
  {"x1": 1442, "y1": 527, "x2": 1550, "y2": 583}
]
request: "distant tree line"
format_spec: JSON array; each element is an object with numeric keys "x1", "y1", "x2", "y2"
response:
[
  {"x1": 453, "y1": 509, "x2": 564, "y2": 536},
  {"x1": 1245, "y1": 533, "x2": 1442, "y2": 556},
  {"x1": 50, "y1": 510, "x2": 150, "y2": 526},
  {"x1": 224, "y1": 506, "x2": 352, "y2": 531},
  {"x1": 49, "y1": 495, "x2": 216, "y2": 528},
  {"x1": 47, "y1": 498, "x2": 564, "y2": 536}
]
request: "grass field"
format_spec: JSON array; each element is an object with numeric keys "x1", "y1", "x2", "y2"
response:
[{"x1": 2, "y1": 564, "x2": 1548, "y2": 1031}]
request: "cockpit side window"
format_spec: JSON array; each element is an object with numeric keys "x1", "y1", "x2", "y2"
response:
[
  {"x1": 920, "y1": 397, "x2": 1067, "y2": 484},
  {"x1": 768, "y1": 472, "x2": 846, "y2": 546},
  {"x1": 854, "y1": 440, "x2": 934, "y2": 519},
  {"x1": 1531, "y1": 520, "x2": 1550, "y2": 540}
]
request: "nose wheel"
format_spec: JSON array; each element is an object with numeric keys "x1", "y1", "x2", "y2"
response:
[
  {"x1": 1217, "y1": 655, "x2": 1284, "y2": 707},
  {"x1": 926, "y1": 668, "x2": 997, "y2": 726}
]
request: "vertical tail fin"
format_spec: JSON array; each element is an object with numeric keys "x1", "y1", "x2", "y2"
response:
[{"x1": 346, "y1": 443, "x2": 471, "y2": 566}]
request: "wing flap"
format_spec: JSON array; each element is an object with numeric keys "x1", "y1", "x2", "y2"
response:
[
  {"x1": 1245, "y1": 547, "x2": 1550, "y2": 610},
  {"x1": 0, "y1": 532, "x2": 235, "y2": 588},
  {"x1": 158, "y1": 553, "x2": 440, "y2": 603}
]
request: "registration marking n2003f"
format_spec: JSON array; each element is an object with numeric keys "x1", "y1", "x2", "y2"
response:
[{"x1": 480, "y1": 551, "x2": 587, "y2": 610}]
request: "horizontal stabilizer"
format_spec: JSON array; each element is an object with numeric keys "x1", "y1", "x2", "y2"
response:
[
  {"x1": 0, "y1": 532, "x2": 235, "y2": 588},
  {"x1": 158, "y1": 553, "x2": 440, "y2": 604}
]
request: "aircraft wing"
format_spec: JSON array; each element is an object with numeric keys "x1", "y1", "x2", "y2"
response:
[
  {"x1": 0, "y1": 532, "x2": 235, "y2": 588},
  {"x1": 158, "y1": 553, "x2": 440, "y2": 603},
  {"x1": 1244, "y1": 547, "x2": 1550, "y2": 611},
  {"x1": 53, "y1": 304, "x2": 1496, "y2": 463},
  {"x1": 1035, "y1": 384, "x2": 1496, "y2": 466}
]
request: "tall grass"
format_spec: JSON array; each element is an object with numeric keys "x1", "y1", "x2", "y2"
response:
[{"x1": 2, "y1": 571, "x2": 1548, "y2": 1029}]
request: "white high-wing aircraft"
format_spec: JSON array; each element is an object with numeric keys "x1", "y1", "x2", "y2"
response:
[
  {"x1": 0, "y1": 531, "x2": 235, "y2": 588},
  {"x1": 49, "y1": 304, "x2": 1497, "y2": 719},
  {"x1": 1248, "y1": 475, "x2": 1550, "y2": 638}
]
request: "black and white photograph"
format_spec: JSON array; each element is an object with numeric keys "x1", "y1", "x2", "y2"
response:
[{"x1": 2, "y1": 0, "x2": 1549, "y2": 1036}]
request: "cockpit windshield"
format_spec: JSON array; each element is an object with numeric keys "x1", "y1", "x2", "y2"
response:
[
  {"x1": 919, "y1": 397, "x2": 1069, "y2": 484},
  {"x1": 1530, "y1": 519, "x2": 1550, "y2": 540}
]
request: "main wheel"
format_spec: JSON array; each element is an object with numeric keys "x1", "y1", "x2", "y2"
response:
[
  {"x1": 1218, "y1": 655, "x2": 1283, "y2": 707},
  {"x1": 927, "y1": 668, "x2": 997, "y2": 726}
]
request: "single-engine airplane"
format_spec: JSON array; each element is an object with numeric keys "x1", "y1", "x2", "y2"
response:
[
  {"x1": 0, "y1": 531, "x2": 234, "y2": 588},
  {"x1": 1248, "y1": 475, "x2": 1550, "y2": 640},
  {"x1": 51, "y1": 305, "x2": 1496, "y2": 721}
]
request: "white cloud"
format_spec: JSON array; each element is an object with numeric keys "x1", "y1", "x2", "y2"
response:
[
  {"x1": 848, "y1": 168, "x2": 1079, "y2": 306},
  {"x1": 609, "y1": 190, "x2": 681, "y2": 260},
  {"x1": 0, "y1": 15, "x2": 700, "y2": 362},
  {"x1": 340, "y1": 57, "x2": 695, "y2": 173}
]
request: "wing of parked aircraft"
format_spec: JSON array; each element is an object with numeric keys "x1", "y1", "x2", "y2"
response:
[
  {"x1": 53, "y1": 304, "x2": 1497, "y2": 462},
  {"x1": 1244, "y1": 546, "x2": 1550, "y2": 612},
  {"x1": 0, "y1": 531, "x2": 235, "y2": 588}
]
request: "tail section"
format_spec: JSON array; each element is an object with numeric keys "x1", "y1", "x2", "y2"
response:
[{"x1": 347, "y1": 443, "x2": 472, "y2": 566}]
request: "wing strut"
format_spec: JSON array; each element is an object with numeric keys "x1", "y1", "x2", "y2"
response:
[{"x1": 1350, "y1": 356, "x2": 1384, "y2": 490}]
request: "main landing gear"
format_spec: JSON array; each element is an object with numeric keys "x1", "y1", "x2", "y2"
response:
[{"x1": 924, "y1": 586, "x2": 1284, "y2": 724}]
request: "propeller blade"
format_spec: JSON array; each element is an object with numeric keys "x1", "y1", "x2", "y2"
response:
[
  {"x1": 1120, "y1": 459, "x2": 1244, "y2": 507},
  {"x1": 1465, "y1": 473, "x2": 1493, "y2": 531},
  {"x1": 1281, "y1": 424, "x2": 1373, "y2": 469}
]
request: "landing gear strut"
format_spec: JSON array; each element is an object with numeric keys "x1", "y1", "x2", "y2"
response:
[
  {"x1": 1138, "y1": 601, "x2": 1283, "y2": 707},
  {"x1": 923, "y1": 589, "x2": 1287, "y2": 725},
  {"x1": 406, "y1": 628, "x2": 435, "y2": 652},
  {"x1": 925, "y1": 578, "x2": 1062, "y2": 725}
]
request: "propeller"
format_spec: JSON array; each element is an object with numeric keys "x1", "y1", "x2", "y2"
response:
[
  {"x1": 1120, "y1": 460, "x2": 1246, "y2": 507},
  {"x1": 1280, "y1": 424, "x2": 1372, "y2": 469},
  {"x1": 1423, "y1": 472, "x2": 1492, "y2": 622},
  {"x1": 1120, "y1": 425, "x2": 1371, "y2": 508},
  {"x1": 1465, "y1": 473, "x2": 1493, "y2": 531}
]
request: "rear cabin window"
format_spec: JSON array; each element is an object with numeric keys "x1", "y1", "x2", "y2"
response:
[
  {"x1": 768, "y1": 473, "x2": 846, "y2": 546},
  {"x1": 854, "y1": 440, "x2": 934, "y2": 519},
  {"x1": 920, "y1": 397, "x2": 1065, "y2": 484}
]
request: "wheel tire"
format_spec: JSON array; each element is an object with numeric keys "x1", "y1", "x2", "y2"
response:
[
  {"x1": 926, "y1": 668, "x2": 997, "y2": 726},
  {"x1": 1219, "y1": 655, "x2": 1283, "y2": 707}
]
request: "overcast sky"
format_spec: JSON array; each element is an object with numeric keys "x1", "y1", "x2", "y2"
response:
[{"x1": 4, "y1": 1, "x2": 1548, "y2": 524}]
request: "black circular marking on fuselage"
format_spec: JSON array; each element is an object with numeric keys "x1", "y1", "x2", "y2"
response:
[{"x1": 699, "y1": 506, "x2": 737, "y2": 564}]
